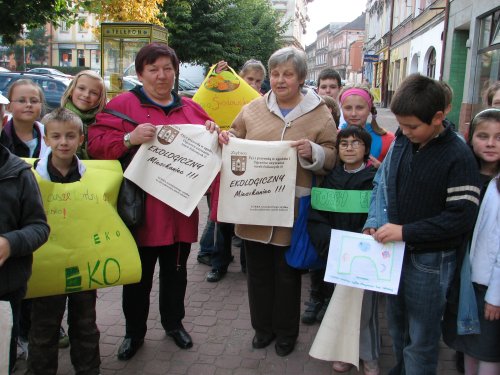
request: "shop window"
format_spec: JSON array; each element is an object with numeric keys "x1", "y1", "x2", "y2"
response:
[
  {"x1": 474, "y1": 8, "x2": 500, "y2": 109},
  {"x1": 60, "y1": 49, "x2": 72, "y2": 67},
  {"x1": 77, "y1": 49, "x2": 85, "y2": 67}
]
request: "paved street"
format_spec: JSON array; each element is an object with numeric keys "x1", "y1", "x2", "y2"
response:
[{"x1": 14, "y1": 108, "x2": 461, "y2": 374}]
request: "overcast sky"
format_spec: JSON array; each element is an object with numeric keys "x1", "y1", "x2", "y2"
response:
[{"x1": 303, "y1": 0, "x2": 367, "y2": 46}]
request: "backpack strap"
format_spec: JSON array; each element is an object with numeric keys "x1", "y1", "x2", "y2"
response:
[{"x1": 103, "y1": 108, "x2": 140, "y2": 126}]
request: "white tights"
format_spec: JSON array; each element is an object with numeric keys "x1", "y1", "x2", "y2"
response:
[{"x1": 464, "y1": 354, "x2": 500, "y2": 375}]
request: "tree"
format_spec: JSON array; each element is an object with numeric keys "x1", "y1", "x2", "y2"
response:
[
  {"x1": 0, "y1": 0, "x2": 80, "y2": 44},
  {"x1": 26, "y1": 27, "x2": 51, "y2": 64},
  {"x1": 5, "y1": 27, "x2": 50, "y2": 70},
  {"x1": 86, "y1": 0, "x2": 165, "y2": 25},
  {"x1": 161, "y1": 0, "x2": 288, "y2": 69}
]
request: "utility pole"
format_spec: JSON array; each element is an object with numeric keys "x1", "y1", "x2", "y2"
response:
[{"x1": 383, "y1": 0, "x2": 395, "y2": 107}]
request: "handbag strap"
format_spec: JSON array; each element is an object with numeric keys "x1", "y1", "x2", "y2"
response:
[{"x1": 103, "y1": 108, "x2": 140, "y2": 126}]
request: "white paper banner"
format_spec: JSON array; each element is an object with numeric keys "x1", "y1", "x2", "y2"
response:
[
  {"x1": 124, "y1": 124, "x2": 222, "y2": 217},
  {"x1": 218, "y1": 138, "x2": 297, "y2": 227},
  {"x1": 325, "y1": 230, "x2": 405, "y2": 294}
]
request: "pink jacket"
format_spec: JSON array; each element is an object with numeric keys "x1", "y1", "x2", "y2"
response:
[{"x1": 88, "y1": 88, "x2": 212, "y2": 247}]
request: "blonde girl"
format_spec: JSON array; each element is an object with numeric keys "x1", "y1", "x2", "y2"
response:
[
  {"x1": 339, "y1": 84, "x2": 394, "y2": 165},
  {"x1": 215, "y1": 59, "x2": 266, "y2": 94},
  {"x1": 0, "y1": 79, "x2": 48, "y2": 158},
  {"x1": 61, "y1": 70, "x2": 106, "y2": 159}
]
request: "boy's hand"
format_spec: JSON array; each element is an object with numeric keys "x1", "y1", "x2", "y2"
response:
[
  {"x1": 373, "y1": 223, "x2": 403, "y2": 243},
  {"x1": 0, "y1": 237, "x2": 11, "y2": 267},
  {"x1": 485, "y1": 302, "x2": 500, "y2": 321},
  {"x1": 363, "y1": 228, "x2": 376, "y2": 236}
]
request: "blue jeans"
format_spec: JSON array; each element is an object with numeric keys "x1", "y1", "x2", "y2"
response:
[
  {"x1": 199, "y1": 196, "x2": 215, "y2": 255},
  {"x1": 387, "y1": 250, "x2": 456, "y2": 375}
]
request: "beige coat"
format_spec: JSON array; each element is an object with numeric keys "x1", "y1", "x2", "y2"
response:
[{"x1": 230, "y1": 88, "x2": 337, "y2": 245}]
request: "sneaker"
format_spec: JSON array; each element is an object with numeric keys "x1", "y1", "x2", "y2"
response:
[
  {"x1": 301, "y1": 299, "x2": 323, "y2": 325},
  {"x1": 206, "y1": 269, "x2": 227, "y2": 282},
  {"x1": 316, "y1": 298, "x2": 330, "y2": 322},
  {"x1": 197, "y1": 254, "x2": 212, "y2": 266},
  {"x1": 59, "y1": 326, "x2": 70, "y2": 348},
  {"x1": 17, "y1": 336, "x2": 28, "y2": 360}
]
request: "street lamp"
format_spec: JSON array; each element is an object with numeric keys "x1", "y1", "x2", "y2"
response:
[{"x1": 21, "y1": 25, "x2": 27, "y2": 71}]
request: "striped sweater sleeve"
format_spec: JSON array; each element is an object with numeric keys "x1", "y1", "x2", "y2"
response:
[{"x1": 402, "y1": 151, "x2": 481, "y2": 245}]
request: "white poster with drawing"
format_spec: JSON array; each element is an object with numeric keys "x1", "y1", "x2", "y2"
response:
[
  {"x1": 217, "y1": 138, "x2": 297, "y2": 227},
  {"x1": 124, "y1": 124, "x2": 221, "y2": 217},
  {"x1": 325, "y1": 230, "x2": 405, "y2": 294}
]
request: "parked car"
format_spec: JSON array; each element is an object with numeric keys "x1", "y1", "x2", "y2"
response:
[
  {"x1": 104, "y1": 74, "x2": 198, "y2": 97},
  {"x1": 27, "y1": 67, "x2": 73, "y2": 82},
  {"x1": 0, "y1": 72, "x2": 70, "y2": 113},
  {"x1": 177, "y1": 78, "x2": 198, "y2": 98}
]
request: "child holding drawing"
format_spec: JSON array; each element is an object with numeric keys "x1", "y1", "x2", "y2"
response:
[
  {"x1": 307, "y1": 126, "x2": 379, "y2": 374},
  {"x1": 363, "y1": 74, "x2": 481, "y2": 375}
]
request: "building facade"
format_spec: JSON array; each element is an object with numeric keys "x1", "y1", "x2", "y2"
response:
[
  {"x1": 305, "y1": 15, "x2": 365, "y2": 84},
  {"x1": 47, "y1": 12, "x2": 100, "y2": 71},
  {"x1": 363, "y1": 0, "x2": 447, "y2": 105},
  {"x1": 270, "y1": 0, "x2": 314, "y2": 47},
  {"x1": 443, "y1": 1, "x2": 499, "y2": 130}
]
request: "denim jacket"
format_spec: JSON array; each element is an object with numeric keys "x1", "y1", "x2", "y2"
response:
[
  {"x1": 363, "y1": 142, "x2": 394, "y2": 231},
  {"x1": 457, "y1": 243, "x2": 481, "y2": 335}
]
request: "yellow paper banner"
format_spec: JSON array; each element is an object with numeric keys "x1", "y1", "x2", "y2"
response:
[
  {"x1": 193, "y1": 65, "x2": 261, "y2": 130},
  {"x1": 25, "y1": 159, "x2": 141, "y2": 298}
]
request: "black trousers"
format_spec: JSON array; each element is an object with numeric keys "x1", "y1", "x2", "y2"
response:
[
  {"x1": 309, "y1": 268, "x2": 335, "y2": 302},
  {"x1": 244, "y1": 240, "x2": 302, "y2": 340},
  {"x1": 123, "y1": 243, "x2": 191, "y2": 339},
  {"x1": 0, "y1": 286, "x2": 25, "y2": 374},
  {"x1": 27, "y1": 291, "x2": 100, "y2": 375}
]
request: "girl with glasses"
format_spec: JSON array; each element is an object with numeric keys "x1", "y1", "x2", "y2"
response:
[
  {"x1": 307, "y1": 126, "x2": 380, "y2": 374},
  {"x1": 0, "y1": 79, "x2": 48, "y2": 158}
]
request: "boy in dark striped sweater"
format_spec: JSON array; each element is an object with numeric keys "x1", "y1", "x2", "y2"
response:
[{"x1": 363, "y1": 74, "x2": 481, "y2": 375}]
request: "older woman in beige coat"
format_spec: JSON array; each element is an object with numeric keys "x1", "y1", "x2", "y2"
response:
[{"x1": 219, "y1": 46, "x2": 337, "y2": 356}]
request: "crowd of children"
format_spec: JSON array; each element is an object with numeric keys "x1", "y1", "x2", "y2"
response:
[{"x1": 0, "y1": 69, "x2": 498, "y2": 375}]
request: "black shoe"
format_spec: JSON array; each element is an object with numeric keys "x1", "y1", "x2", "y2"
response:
[
  {"x1": 117, "y1": 337, "x2": 144, "y2": 361},
  {"x1": 252, "y1": 333, "x2": 276, "y2": 349},
  {"x1": 275, "y1": 338, "x2": 296, "y2": 357},
  {"x1": 167, "y1": 327, "x2": 193, "y2": 349},
  {"x1": 206, "y1": 269, "x2": 226, "y2": 282},
  {"x1": 301, "y1": 299, "x2": 323, "y2": 325},
  {"x1": 197, "y1": 254, "x2": 212, "y2": 266}
]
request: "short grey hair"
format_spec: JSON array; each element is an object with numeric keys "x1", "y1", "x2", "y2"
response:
[
  {"x1": 42, "y1": 107, "x2": 84, "y2": 135},
  {"x1": 268, "y1": 46, "x2": 307, "y2": 83}
]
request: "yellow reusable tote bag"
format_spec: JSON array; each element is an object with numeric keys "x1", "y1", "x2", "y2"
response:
[
  {"x1": 193, "y1": 65, "x2": 261, "y2": 130},
  {"x1": 26, "y1": 160, "x2": 142, "y2": 298}
]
